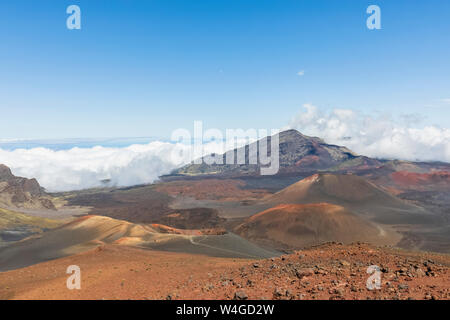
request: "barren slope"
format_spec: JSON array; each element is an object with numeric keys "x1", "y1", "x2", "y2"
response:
[
  {"x1": 266, "y1": 173, "x2": 431, "y2": 225},
  {"x1": 0, "y1": 215, "x2": 278, "y2": 271},
  {"x1": 235, "y1": 203, "x2": 399, "y2": 249},
  {"x1": 0, "y1": 242, "x2": 448, "y2": 300}
]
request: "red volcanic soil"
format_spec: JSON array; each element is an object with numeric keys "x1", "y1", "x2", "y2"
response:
[
  {"x1": 0, "y1": 243, "x2": 448, "y2": 300},
  {"x1": 267, "y1": 173, "x2": 408, "y2": 208},
  {"x1": 234, "y1": 203, "x2": 397, "y2": 249},
  {"x1": 0, "y1": 245, "x2": 251, "y2": 300},
  {"x1": 295, "y1": 155, "x2": 320, "y2": 167},
  {"x1": 390, "y1": 171, "x2": 450, "y2": 190},
  {"x1": 155, "y1": 179, "x2": 269, "y2": 201},
  {"x1": 270, "y1": 173, "x2": 379, "y2": 203},
  {"x1": 196, "y1": 242, "x2": 450, "y2": 300}
]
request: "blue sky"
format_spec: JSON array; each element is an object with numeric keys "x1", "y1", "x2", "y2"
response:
[{"x1": 0, "y1": 0, "x2": 449, "y2": 139}]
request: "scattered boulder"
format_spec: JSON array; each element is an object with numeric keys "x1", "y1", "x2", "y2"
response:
[
  {"x1": 295, "y1": 267, "x2": 314, "y2": 279},
  {"x1": 234, "y1": 290, "x2": 248, "y2": 300}
]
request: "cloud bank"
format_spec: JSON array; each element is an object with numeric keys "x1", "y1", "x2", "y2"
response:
[
  {"x1": 0, "y1": 141, "x2": 228, "y2": 192},
  {"x1": 289, "y1": 104, "x2": 450, "y2": 163},
  {"x1": 1, "y1": 105, "x2": 449, "y2": 192}
]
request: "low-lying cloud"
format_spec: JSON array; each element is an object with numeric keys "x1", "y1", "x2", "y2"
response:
[
  {"x1": 0, "y1": 141, "x2": 228, "y2": 192},
  {"x1": 1, "y1": 105, "x2": 449, "y2": 192},
  {"x1": 289, "y1": 104, "x2": 450, "y2": 163}
]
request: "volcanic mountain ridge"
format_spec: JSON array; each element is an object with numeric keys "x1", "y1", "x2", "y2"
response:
[
  {"x1": 171, "y1": 129, "x2": 381, "y2": 177},
  {"x1": 0, "y1": 164, "x2": 55, "y2": 210}
]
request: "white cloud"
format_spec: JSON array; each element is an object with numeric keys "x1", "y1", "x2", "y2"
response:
[
  {"x1": 0, "y1": 140, "x2": 231, "y2": 192},
  {"x1": 2, "y1": 105, "x2": 448, "y2": 192},
  {"x1": 289, "y1": 104, "x2": 450, "y2": 163},
  {"x1": 297, "y1": 70, "x2": 305, "y2": 76},
  {"x1": 441, "y1": 98, "x2": 450, "y2": 104}
]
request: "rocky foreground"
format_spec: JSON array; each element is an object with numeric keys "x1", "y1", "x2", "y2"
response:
[
  {"x1": 192, "y1": 242, "x2": 450, "y2": 300},
  {"x1": 0, "y1": 242, "x2": 448, "y2": 300}
]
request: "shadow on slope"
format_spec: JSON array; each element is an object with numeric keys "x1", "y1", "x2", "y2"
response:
[{"x1": 0, "y1": 215, "x2": 280, "y2": 272}]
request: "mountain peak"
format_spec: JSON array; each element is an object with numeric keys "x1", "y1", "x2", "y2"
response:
[
  {"x1": 0, "y1": 164, "x2": 14, "y2": 181},
  {"x1": 0, "y1": 164, "x2": 55, "y2": 210},
  {"x1": 170, "y1": 130, "x2": 378, "y2": 178},
  {"x1": 270, "y1": 173, "x2": 407, "y2": 207},
  {"x1": 278, "y1": 129, "x2": 325, "y2": 144}
]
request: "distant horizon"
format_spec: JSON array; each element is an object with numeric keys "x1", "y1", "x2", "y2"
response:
[
  {"x1": 0, "y1": 124, "x2": 449, "y2": 193},
  {"x1": 0, "y1": 1, "x2": 449, "y2": 191},
  {"x1": 0, "y1": 136, "x2": 166, "y2": 151},
  {"x1": 0, "y1": 127, "x2": 449, "y2": 164}
]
